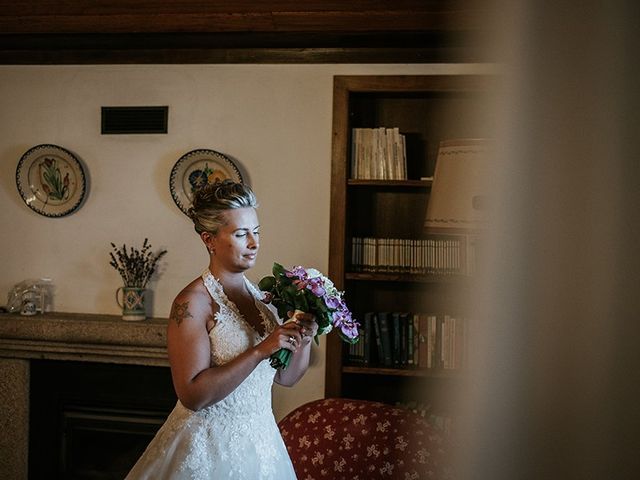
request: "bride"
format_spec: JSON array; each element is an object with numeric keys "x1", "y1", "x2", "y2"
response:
[{"x1": 126, "y1": 180, "x2": 317, "y2": 479}]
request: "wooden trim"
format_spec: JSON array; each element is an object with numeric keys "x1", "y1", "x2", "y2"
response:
[
  {"x1": 344, "y1": 272, "x2": 468, "y2": 284},
  {"x1": 0, "y1": 47, "x2": 475, "y2": 65},
  {"x1": 348, "y1": 179, "x2": 432, "y2": 187},
  {"x1": 342, "y1": 365, "x2": 461, "y2": 379},
  {"x1": 0, "y1": 31, "x2": 485, "y2": 65},
  {"x1": 0, "y1": 1, "x2": 491, "y2": 64},
  {"x1": 0, "y1": 1, "x2": 486, "y2": 35},
  {"x1": 333, "y1": 74, "x2": 490, "y2": 93},
  {"x1": 324, "y1": 76, "x2": 350, "y2": 398}
]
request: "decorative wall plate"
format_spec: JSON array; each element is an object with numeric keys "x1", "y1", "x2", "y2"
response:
[
  {"x1": 15, "y1": 144, "x2": 87, "y2": 218},
  {"x1": 170, "y1": 149, "x2": 243, "y2": 215}
]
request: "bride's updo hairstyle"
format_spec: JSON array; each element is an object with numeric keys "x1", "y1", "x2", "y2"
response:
[{"x1": 188, "y1": 180, "x2": 258, "y2": 235}]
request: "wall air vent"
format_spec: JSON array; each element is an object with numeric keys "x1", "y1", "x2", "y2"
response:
[{"x1": 101, "y1": 106, "x2": 168, "y2": 134}]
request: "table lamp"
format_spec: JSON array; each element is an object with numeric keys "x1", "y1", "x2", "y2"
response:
[{"x1": 424, "y1": 139, "x2": 489, "y2": 234}]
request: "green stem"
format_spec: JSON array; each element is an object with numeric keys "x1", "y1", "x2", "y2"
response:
[{"x1": 269, "y1": 348, "x2": 293, "y2": 370}]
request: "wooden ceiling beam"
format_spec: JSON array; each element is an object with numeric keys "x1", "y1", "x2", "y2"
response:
[
  {"x1": 0, "y1": 1, "x2": 484, "y2": 34},
  {"x1": 0, "y1": 1, "x2": 489, "y2": 64}
]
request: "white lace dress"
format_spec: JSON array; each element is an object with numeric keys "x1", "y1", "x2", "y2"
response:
[{"x1": 125, "y1": 270, "x2": 297, "y2": 479}]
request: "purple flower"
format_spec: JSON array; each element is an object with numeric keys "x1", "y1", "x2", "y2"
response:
[
  {"x1": 324, "y1": 295, "x2": 341, "y2": 309},
  {"x1": 332, "y1": 309, "x2": 359, "y2": 340},
  {"x1": 306, "y1": 278, "x2": 326, "y2": 297},
  {"x1": 285, "y1": 266, "x2": 308, "y2": 280}
]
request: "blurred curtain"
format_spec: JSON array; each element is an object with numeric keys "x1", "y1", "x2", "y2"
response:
[{"x1": 456, "y1": 1, "x2": 640, "y2": 479}]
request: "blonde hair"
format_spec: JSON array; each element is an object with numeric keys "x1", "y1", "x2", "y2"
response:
[{"x1": 187, "y1": 180, "x2": 258, "y2": 234}]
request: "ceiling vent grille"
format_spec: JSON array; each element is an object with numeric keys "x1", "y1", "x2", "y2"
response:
[{"x1": 101, "y1": 106, "x2": 168, "y2": 134}]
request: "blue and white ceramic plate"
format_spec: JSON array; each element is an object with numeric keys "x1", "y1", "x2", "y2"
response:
[
  {"x1": 16, "y1": 144, "x2": 87, "y2": 217},
  {"x1": 169, "y1": 149, "x2": 243, "y2": 215}
]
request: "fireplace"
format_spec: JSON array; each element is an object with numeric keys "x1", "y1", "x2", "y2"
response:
[{"x1": 29, "y1": 360, "x2": 177, "y2": 479}]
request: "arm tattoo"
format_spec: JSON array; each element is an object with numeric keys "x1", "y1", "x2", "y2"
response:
[{"x1": 171, "y1": 301, "x2": 193, "y2": 326}]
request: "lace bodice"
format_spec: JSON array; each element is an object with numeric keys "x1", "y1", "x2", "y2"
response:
[
  {"x1": 203, "y1": 270, "x2": 278, "y2": 366},
  {"x1": 198, "y1": 271, "x2": 281, "y2": 418},
  {"x1": 125, "y1": 271, "x2": 296, "y2": 480}
]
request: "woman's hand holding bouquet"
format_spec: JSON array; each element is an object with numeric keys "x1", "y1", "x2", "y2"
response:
[{"x1": 259, "y1": 263, "x2": 359, "y2": 369}]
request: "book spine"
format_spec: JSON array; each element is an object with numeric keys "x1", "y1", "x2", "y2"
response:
[
  {"x1": 363, "y1": 312, "x2": 373, "y2": 365},
  {"x1": 406, "y1": 313, "x2": 414, "y2": 366},
  {"x1": 377, "y1": 312, "x2": 393, "y2": 367},
  {"x1": 429, "y1": 315, "x2": 437, "y2": 369},
  {"x1": 392, "y1": 312, "x2": 401, "y2": 367},
  {"x1": 372, "y1": 313, "x2": 384, "y2": 366},
  {"x1": 401, "y1": 312, "x2": 409, "y2": 366},
  {"x1": 418, "y1": 314, "x2": 428, "y2": 369}
]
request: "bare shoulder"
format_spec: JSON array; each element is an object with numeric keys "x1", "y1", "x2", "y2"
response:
[{"x1": 169, "y1": 276, "x2": 214, "y2": 327}]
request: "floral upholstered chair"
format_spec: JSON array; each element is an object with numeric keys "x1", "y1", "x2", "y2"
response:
[{"x1": 278, "y1": 398, "x2": 453, "y2": 480}]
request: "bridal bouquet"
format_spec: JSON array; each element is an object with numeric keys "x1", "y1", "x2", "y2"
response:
[{"x1": 259, "y1": 263, "x2": 359, "y2": 369}]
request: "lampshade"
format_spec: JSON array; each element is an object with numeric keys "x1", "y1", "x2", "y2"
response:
[{"x1": 424, "y1": 139, "x2": 489, "y2": 233}]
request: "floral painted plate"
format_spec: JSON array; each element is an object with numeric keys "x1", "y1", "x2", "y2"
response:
[
  {"x1": 170, "y1": 149, "x2": 243, "y2": 215},
  {"x1": 15, "y1": 144, "x2": 87, "y2": 217}
]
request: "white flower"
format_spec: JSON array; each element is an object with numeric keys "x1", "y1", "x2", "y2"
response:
[{"x1": 306, "y1": 268, "x2": 323, "y2": 279}]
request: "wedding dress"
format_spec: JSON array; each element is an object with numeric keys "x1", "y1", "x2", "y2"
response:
[{"x1": 125, "y1": 270, "x2": 297, "y2": 479}]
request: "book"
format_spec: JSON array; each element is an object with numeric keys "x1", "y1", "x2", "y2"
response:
[
  {"x1": 363, "y1": 312, "x2": 374, "y2": 365},
  {"x1": 377, "y1": 312, "x2": 393, "y2": 367},
  {"x1": 391, "y1": 312, "x2": 401, "y2": 366},
  {"x1": 429, "y1": 315, "x2": 437, "y2": 369},
  {"x1": 372, "y1": 313, "x2": 384, "y2": 366},
  {"x1": 409, "y1": 314, "x2": 417, "y2": 366},
  {"x1": 417, "y1": 314, "x2": 428, "y2": 369},
  {"x1": 399, "y1": 312, "x2": 407, "y2": 366}
]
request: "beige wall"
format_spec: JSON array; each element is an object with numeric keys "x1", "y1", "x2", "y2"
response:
[{"x1": 0, "y1": 63, "x2": 489, "y2": 419}]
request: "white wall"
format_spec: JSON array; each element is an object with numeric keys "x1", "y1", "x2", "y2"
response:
[{"x1": 0, "y1": 63, "x2": 486, "y2": 419}]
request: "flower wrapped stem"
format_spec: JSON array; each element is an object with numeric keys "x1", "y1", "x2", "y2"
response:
[{"x1": 270, "y1": 347, "x2": 293, "y2": 369}]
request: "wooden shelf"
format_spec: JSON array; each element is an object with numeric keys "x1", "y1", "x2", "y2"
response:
[
  {"x1": 325, "y1": 74, "x2": 486, "y2": 408},
  {"x1": 345, "y1": 272, "x2": 467, "y2": 284},
  {"x1": 343, "y1": 365, "x2": 460, "y2": 379},
  {"x1": 347, "y1": 179, "x2": 432, "y2": 188}
]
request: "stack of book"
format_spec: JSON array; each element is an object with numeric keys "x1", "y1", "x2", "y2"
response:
[
  {"x1": 351, "y1": 127, "x2": 407, "y2": 180},
  {"x1": 351, "y1": 237, "x2": 466, "y2": 275},
  {"x1": 347, "y1": 312, "x2": 467, "y2": 370}
]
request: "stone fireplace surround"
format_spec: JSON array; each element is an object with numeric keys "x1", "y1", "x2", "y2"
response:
[{"x1": 0, "y1": 312, "x2": 171, "y2": 479}]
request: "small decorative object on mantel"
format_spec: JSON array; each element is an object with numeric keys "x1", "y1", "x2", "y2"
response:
[
  {"x1": 169, "y1": 149, "x2": 243, "y2": 216},
  {"x1": 5, "y1": 278, "x2": 53, "y2": 315},
  {"x1": 109, "y1": 239, "x2": 167, "y2": 321},
  {"x1": 15, "y1": 144, "x2": 87, "y2": 218}
]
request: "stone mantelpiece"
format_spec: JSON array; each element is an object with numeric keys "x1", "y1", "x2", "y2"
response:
[
  {"x1": 0, "y1": 312, "x2": 169, "y2": 366},
  {"x1": 0, "y1": 312, "x2": 170, "y2": 480}
]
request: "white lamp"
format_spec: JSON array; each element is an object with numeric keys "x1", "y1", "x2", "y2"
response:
[{"x1": 424, "y1": 139, "x2": 489, "y2": 234}]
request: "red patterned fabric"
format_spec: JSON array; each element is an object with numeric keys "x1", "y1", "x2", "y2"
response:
[{"x1": 278, "y1": 398, "x2": 453, "y2": 480}]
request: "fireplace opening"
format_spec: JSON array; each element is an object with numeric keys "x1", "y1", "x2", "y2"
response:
[
  {"x1": 62, "y1": 405, "x2": 166, "y2": 479},
  {"x1": 29, "y1": 360, "x2": 176, "y2": 479}
]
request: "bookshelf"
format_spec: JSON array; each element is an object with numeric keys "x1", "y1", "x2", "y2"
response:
[{"x1": 325, "y1": 75, "x2": 488, "y2": 416}]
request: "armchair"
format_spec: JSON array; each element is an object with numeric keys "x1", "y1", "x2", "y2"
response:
[{"x1": 278, "y1": 398, "x2": 453, "y2": 480}]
